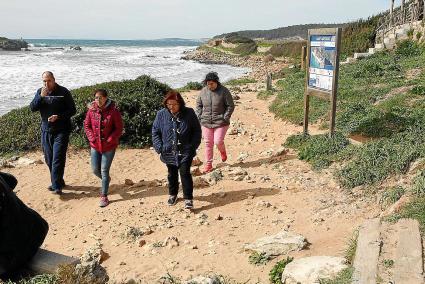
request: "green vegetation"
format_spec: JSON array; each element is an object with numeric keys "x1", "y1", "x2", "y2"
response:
[
  {"x1": 248, "y1": 251, "x2": 270, "y2": 265},
  {"x1": 380, "y1": 186, "x2": 405, "y2": 206},
  {"x1": 2, "y1": 274, "x2": 57, "y2": 284},
  {"x1": 341, "y1": 16, "x2": 382, "y2": 58},
  {"x1": 225, "y1": 78, "x2": 256, "y2": 86},
  {"x1": 383, "y1": 259, "x2": 394, "y2": 268},
  {"x1": 267, "y1": 41, "x2": 306, "y2": 59},
  {"x1": 269, "y1": 257, "x2": 293, "y2": 284},
  {"x1": 233, "y1": 42, "x2": 258, "y2": 56},
  {"x1": 284, "y1": 132, "x2": 349, "y2": 170},
  {"x1": 271, "y1": 40, "x2": 425, "y2": 227},
  {"x1": 177, "y1": 81, "x2": 203, "y2": 92},
  {"x1": 344, "y1": 230, "x2": 359, "y2": 265},
  {"x1": 0, "y1": 75, "x2": 170, "y2": 156},
  {"x1": 318, "y1": 268, "x2": 353, "y2": 284},
  {"x1": 390, "y1": 197, "x2": 425, "y2": 232}
]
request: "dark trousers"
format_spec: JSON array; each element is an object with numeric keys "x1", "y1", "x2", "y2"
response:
[
  {"x1": 41, "y1": 131, "x2": 69, "y2": 190},
  {"x1": 166, "y1": 161, "x2": 193, "y2": 200}
]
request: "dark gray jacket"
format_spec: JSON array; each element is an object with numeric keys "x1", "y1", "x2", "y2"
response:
[{"x1": 195, "y1": 85, "x2": 235, "y2": 128}]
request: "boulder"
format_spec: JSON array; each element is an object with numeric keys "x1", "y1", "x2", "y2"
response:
[
  {"x1": 0, "y1": 38, "x2": 28, "y2": 51},
  {"x1": 281, "y1": 256, "x2": 348, "y2": 284},
  {"x1": 244, "y1": 230, "x2": 306, "y2": 257}
]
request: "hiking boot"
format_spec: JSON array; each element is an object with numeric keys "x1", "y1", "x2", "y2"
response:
[
  {"x1": 53, "y1": 189, "x2": 63, "y2": 195},
  {"x1": 167, "y1": 195, "x2": 177, "y2": 206},
  {"x1": 184, "y1": 199, "x2": 193, "y2": 209},
  {"x1": 220, "y1": 151, "x2": 227, "y2": 162},
  {"x1": 47, "y1": 185, "x2": 54, "y2": 191},
  {"x1": 100, "y1": 196, "x2": 109, "y2": 207},
  {"x1": 202, "y1": 164, "x2": 213, "y2": 174}
]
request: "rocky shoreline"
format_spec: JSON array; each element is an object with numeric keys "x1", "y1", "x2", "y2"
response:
[
  {"x1": 182, "y1": 47, "x2": 290, "y2": 81},
  {"x1": 0, "y1": 37, "x2": 28, "y2": 51}
]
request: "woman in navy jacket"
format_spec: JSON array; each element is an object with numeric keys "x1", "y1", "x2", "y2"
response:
[{"x1": 152, "y1": 90, "x2": 201, "y2": 209}]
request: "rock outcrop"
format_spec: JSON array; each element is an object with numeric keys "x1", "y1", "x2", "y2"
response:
[{"x1": 0, "y1": 37, "x2": 28, "y2": 51}]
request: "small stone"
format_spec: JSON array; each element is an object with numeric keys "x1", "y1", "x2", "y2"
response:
[
  {"x1": 192, "y1": 156, "x2": 202, "y2": 166},
  {"x1": 215, "y1": 214, "x2": 223, "y2": 221},
  {"x1": 139, "y1": 240, "x2": 146, "y2": 247},
  {"x1": 124, "y1": 179, "x2": 134, "y2": 186}
]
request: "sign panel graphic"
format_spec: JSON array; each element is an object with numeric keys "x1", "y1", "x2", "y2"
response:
[{"x1": 308, "y1": 35, "x2": 336, "y2": 92}]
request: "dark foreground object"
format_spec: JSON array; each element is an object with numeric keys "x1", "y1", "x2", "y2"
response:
[{"x1": 0, "y1": 172, "x2": 49, "y2": 279}]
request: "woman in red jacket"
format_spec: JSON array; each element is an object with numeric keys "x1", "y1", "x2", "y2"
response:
[{"x1": 84, "y1": 89, "x2": 123, "y2": 207}]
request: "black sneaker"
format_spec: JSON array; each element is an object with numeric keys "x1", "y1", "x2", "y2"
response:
[
  {"x1": 167, "y1": 195, "x2": 177, "y2": 206},
  {"x1": 47, "y1": 185, "x2": 54, "y2": 191},
  {"x1": 184, "y1": 199, "x2": 193, "y2": 209},
  {"x1": 53, "y1": 189, "x2": 63, "y2": 195}
]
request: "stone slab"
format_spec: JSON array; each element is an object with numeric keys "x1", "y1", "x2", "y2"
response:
[
  {"x1": 393, "y1": 219, "x2": 424, "y2": 284},
  {"x1": 352, "y1": 218, "x2": 381, "y2": 284},
  {"x1": 28, "y1": 249, "x2": 79, "y2": 274}
]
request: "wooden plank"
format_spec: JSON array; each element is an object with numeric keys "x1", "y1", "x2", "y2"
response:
[
  {"x1": 352, "y1": 218, "x2": 381, "y2": 284},
  {"x1": 393, "y1": 218, "x2": 424, "y2": 284},
  {"x1": 28, "y1": 249, "x2": 79, "y2": 274}
]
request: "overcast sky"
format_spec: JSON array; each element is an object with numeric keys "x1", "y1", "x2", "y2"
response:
[{"x1": 0, "y1": 0, "x2": 394, "y2": 40}]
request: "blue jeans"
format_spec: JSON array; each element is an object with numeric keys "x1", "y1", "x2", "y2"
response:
[
  {"x1": 90, "y1": 148, "x2": 116, "y2": 196},
  {"x1": 41, "y1": 131, "x2": 69, "y2": 191}
]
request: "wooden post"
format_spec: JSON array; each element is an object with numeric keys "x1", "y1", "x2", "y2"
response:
[
  {"x1": 303, "y1": 91, "x2": 310, "y2": 135},
  {"x1": 391, "y1": 0, "x2": 395, "y2": 27},
  {"x1": 402, "y1": 0, "x2": 406, "y2": 22},
  {"x1": 329, "y1": 28, "x2": 342, "y2": 137},
  {"x1": 301, "y1": 46, "x2": 307, "y2": 70},
  {"x1": 266, "y1": 73, "x2": 272, "y2": 91}
]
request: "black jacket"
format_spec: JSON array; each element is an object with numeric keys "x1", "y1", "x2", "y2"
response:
[
  {"x1": 0, "y1": 172, "x2": 49, "y2": 277},
  {"x1": 152, "y1": 107, "x2": 201, "y2": 166},
  {"x1": 30, "y1": 84, "x2": 76, "y2": 133}
]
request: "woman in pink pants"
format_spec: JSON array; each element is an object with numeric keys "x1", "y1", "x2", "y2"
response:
[{"x1": 196, "y1": 72, "x2": 235, "y2": 173}]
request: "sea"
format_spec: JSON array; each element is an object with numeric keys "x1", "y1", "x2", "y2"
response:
[{"x1": 0, "y1": 38, "x2": 250, "y2": 116}]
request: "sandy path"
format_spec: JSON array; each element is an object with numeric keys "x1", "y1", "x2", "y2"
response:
[{"x1": 3, "y1": 88, "x2": 380, "y2": 283}]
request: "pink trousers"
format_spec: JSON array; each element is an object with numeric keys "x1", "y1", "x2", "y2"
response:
[{"x1": 201, "y1": 125, "x2": 229, "y2": 166}]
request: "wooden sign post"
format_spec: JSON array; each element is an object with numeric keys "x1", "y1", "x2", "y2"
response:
[{"x1": 303, "y1": 28, "x2": 342, "y2": 137}]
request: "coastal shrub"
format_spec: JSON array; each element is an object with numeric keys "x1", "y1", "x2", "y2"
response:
[
  {"x1": 0, "y1": 107, "x2": 41, "y2": 156},
  {"x1": 341, "y1": 16, "x2": 381, "y2": 57},
  {"x1": 268, "y1": 41, "x2": 306, "y2": 59},
  {"x1": 225, "y1": 78, "x2": 256, "y2": 86},
  {"x1": 233, "y1": 42, "x2": 258, "y2": 56},
  {"x1": 395, "y1": 40, "x2": 423, "y2": 57},
  {"x1": 71, "y1": 75, "x2": 170, "y2": 147},
  {"x1": 178, "y1": 81, "x2": 203, "y2": 92},
  {"x1": 223, "y1": 33, "x2": 254, "y2": 44},
  {"x1": 0, "y1": 75, "x2": 170, "y2": 156},
  {"x1": 285, "y1": 132, "x2": 349, "y2": 170},
  {"x1": 337, "y1": 125, "x2": 425, "y2": 189}
]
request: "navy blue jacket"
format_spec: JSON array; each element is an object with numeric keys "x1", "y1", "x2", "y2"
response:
[
  {"x1": 30, "y1": 84, "x2": 76, "y2": 133},
  {"x1": 152, "y1": 107, "x2": 201, "y2": 166}
]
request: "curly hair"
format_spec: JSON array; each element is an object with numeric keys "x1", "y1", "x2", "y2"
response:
[{"x1": 203, "y1": 71, "x2": 220, "y2": 85}]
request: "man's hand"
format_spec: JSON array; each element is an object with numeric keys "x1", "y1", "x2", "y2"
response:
[
  {"x1": 41, "y1": 87, "x2": 48, "y2": 97},
  {"x1": 48, "y1": 115, "x2": 58, "y2": 122}
]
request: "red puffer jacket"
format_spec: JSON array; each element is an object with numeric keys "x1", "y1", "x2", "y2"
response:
[{"x1": 84, "y1": 100, "x2": 123, "y2": 153}]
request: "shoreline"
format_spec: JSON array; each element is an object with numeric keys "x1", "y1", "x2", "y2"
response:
[
  {"x1": 0, "y1": 44, "x2": 249, "y2": 117},
  {"x1": 182, "y1": 47, "x2": 290, "y2": 81}
]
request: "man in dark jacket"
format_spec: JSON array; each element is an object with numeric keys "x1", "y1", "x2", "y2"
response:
[
  {"x1": 0, "y1": 172, "x2": 49, "y2": 279},
  {"x1": 30, "y1": 71, "x2": 76, "y2": 194}
]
